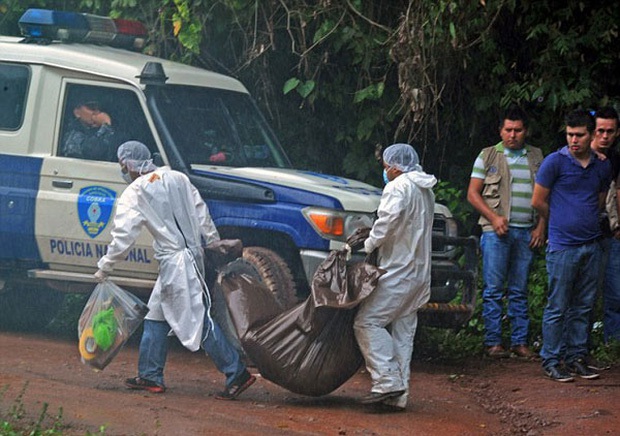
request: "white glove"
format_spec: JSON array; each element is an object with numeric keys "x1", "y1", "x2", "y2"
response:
[
  {"x1": 343, "y1": 243, "x2": 352, "y2": 260},
  {"x1": 94, "y1": 269, "x2": 109, "y2": 283}
]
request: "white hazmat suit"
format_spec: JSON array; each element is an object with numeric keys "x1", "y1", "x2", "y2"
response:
[
  {"x1": 354, "y1": 144, "x2": 436, "y2": 409},
  {"x1": 98, "y1": 167, "x2": 220, "y2": 351}
]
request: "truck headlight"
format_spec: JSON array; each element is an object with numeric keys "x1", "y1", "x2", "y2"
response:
[{"x1": 302, "y1": 207, "x2": 375, "y2": 242}]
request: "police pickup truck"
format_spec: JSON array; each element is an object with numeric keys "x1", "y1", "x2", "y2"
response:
[{"x1": 0, "y1": 9, "x2": 477, "y2": 331}]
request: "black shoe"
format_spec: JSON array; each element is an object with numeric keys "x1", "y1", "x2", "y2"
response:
[
  {"x1": 124, "y1": 377, "x2": 166, "y2": 393},
  {"x1": 358, "y1": 390, "x2": 405, "y2": 405},
  {"x1": 544, "y1": 365, "x2": 574, "y2": 383},
  {"x1": 584, "y1": 355, "x2": 611, "y2": 371},
  {"x1": 367, "y1": 402, "x2": 406, "y2": 413},
  {"x1": 215, "y1": 371, "x2": 256, "y2": 400},
  {"x1": 566, "y1": 359, "x2": 600, "y2": 380}
]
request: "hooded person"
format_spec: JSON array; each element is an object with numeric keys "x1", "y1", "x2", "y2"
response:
[
  {"x1": 94, "y1": 141, "x2": 255, "y2": 399},
  {"x1": 353, "y1": 143, "x2": 437, "y2": 410}
]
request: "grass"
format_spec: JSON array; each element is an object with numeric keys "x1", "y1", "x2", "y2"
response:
[
  {"x1": 0, "y1": 382, "x2": 109, "y2": 435},
  {"x1": 0, "y1": 382, "x2": 65, "y2": 435}
]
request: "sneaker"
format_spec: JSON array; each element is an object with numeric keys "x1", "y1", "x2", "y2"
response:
[
  {"x1": 125, "y1": 377, "x2": 166, "y2": 393},
  {"x1": 215, "y1": 371, "x2": 256, "y2": 400},
  {"x1": 584, "y1": 355, "x2": 611, "y2": 371},
  {"x1": 544, "y1": 365, "x2": 574, "y2": 382},
  {"x1": 566, "y1": 359, "x2": 600, "y2": 380}
]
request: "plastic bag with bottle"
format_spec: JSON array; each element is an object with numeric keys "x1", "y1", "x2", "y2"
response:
[{"x1": 77, "y1": 280, "x2": 148, "y2": 370}]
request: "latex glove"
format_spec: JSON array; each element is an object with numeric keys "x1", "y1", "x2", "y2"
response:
[
  {"x1": 343, "y1": 243, "x2": 352, "y2": 261},
  {"x1": 346, "y1": 227, "x2": 371, "y2": 252},
  {"x1": 94, "y1": 269, "x2": 109, "y2": 283}
]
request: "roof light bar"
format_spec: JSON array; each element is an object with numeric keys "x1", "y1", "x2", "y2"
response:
[
  {"x1": 19, "y1": 9, "x2": 88, "y2": 42},
  {"x1": 18, "y1": 8, "x2": 148, "y2": 51},
  {"x1": 83, "y1": 14, "x2": 116, "y2": 44},
  {"x1": 111, "y1": 19, "x2": 148, "y2": 50}
]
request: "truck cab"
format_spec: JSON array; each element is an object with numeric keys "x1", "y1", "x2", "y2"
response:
[{"x1": 0, "y1": 9, "x2": 477, "y2": 331}]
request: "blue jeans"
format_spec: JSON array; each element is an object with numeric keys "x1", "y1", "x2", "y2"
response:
[
  {"x1": 137, "y1": 312, "x2": 246, "y2": 388},
  {"x1": 540, "y1": 242, "x2": 601, "y2": 369},
  {"x1": 604, "y1": 238, "x2": 620, "y2": 342},
  {"x1": 480, "y1": 228, "x2": 534, "y2": 347}
]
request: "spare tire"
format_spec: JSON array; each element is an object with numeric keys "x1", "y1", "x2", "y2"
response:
[{"x1": 242, "y1": 246, "x2": 297, "y2": 310}]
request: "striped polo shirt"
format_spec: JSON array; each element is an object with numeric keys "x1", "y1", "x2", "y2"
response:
[{"x1": 471, "y1": 146, "x2": 534, "y2": 228}]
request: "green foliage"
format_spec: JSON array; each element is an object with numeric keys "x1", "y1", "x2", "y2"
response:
[
  {"x1": 423, "y1": 249, "x2": 544, "y2": 358},
  {"x1": 353, "y1": 82, "x2": 385, "y2": 104},
  {"x1": 417, "y1": 248, "x2": 620, "y2": 364},
  {"x1": 1, "y1": 383, "x2": 66, "y2": 435},
  {"x1": 170, "y1": 0, "x2": 202, "y2": 55},
  {"x1": 433, "y1": 180, "x2": 472, "y2": 233},
  {"x1": 46, "y1": 293, "x2": 90, "y2": 338},
  {"x1": 525, "y1": 252, "x2": 548, "y2": 345},
  {"x1": 2, "y1": 0, "x2": 618, "y2": 183},
  {"x1": 3, "y1": 0, "x2": 620, "y2": 363},
  {"x1": 591, "y1": 338, "x2": 620, "y2": 366},
  {"x1": 283, "y1": 78, "x2": 300, "y2": 95}
]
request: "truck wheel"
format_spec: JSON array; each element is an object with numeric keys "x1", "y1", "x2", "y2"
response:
[
  {"x1": 242, "y1": 246, "x2": 298, "y2": 310},
  {"x1": 0, "y1": 286, "x2": 65, "y2": 331}
]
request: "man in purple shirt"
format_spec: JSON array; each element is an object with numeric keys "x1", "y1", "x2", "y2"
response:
[{"x1": 532, "y1": 109, "x2": 611, "y2": 382}]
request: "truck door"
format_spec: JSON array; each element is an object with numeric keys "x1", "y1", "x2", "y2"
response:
[
  {"x1": 0, "y1": 62, "x2": 39, "y2": 262},
  {"x1": 37, "y1": 81, "x2": 160, "y2": 279}
]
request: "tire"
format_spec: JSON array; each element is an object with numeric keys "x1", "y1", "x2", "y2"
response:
[
  {"x1": 242, "y1": 246, "x2": 298, "y2": 310},
  {"x1": 0, "y1": 285, "x2": 65, "y2": 331}
]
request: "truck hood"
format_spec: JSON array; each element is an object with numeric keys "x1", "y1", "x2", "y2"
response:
[{"x1": 192, "y1": 165, "x2": 383, "y2": 212}]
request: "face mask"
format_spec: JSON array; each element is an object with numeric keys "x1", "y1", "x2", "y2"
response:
[
  {"x1": 138, "y1": 161, "x2": 148, "y2": 175},
  {"x1": 382, "y1": 169, "x2": 390, "y2": 185},
  {"x1": 121, "y1": 171, "x2": 133, "y2": 184}
]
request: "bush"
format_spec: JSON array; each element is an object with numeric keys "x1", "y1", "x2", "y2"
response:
[
  {"x1": 0, "y1": 382, "x2": 65, "y2": 435},
  {"x1": 415, "y1": 244, "x2": 620, "y2": 366}
]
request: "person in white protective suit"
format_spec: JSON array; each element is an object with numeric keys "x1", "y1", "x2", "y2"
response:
[
  {"x1": 353, "y1": 143, "x2": 436, "y2": 410},
  {"x1": 94, "y1": 141, "x2": 255, "y2": 399}
]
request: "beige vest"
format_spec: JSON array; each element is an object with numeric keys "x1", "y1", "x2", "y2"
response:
[{"x1": 478, "y1": 143, "x2": 544, "y2": 232}]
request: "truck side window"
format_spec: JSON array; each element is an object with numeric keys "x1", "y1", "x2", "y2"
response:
[
  {"x1": 0, "y1": 63, "x2": 30, "y2": 131},
  {"x1": 58, "y1": 84, "x2": 156, "y2": 162}
]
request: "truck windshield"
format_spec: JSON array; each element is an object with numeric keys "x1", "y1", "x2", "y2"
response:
[{"x1": 154, "y1": 85, "x2": 291, "y2": 168}]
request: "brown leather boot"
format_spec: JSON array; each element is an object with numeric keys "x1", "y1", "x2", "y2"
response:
[
  {"x1": 486, "y1": 345, "x2": 510, "y2": 358},
  {"x1": 510, "y1": 345, "x2": 538, "y2": 359}
]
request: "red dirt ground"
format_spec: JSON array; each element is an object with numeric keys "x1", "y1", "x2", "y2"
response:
[{"x1": 0, "y1": 331, "x2": 618, "y2": 435}]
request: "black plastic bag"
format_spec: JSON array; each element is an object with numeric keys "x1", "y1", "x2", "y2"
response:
[
  {"x1": 219, "y1": 249, "x2": 385, "y2": 396},
  {"x1": 345, "y1": 226, "x2": 370, "y2": 252},
  {"x1": 204, "y1": 240, "x2": 247, "y2": 355}
]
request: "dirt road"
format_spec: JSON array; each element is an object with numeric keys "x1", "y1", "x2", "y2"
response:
[{"x1": 0, "y1": 331, "x2": 617, "y2": 435}]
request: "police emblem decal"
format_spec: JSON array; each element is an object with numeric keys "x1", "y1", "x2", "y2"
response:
[{"x1": 77, "y1": 186, "x2": 116, "y2": 238}]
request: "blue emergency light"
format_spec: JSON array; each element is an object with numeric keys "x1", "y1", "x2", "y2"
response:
[{"x1": 18, "y1": 8, "x2": 148, "y2": 51}]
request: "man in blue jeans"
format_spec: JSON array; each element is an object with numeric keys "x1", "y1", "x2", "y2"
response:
[
  {"x1": 467, "y1": 105, "x2": 545, "y2": 359},
  {"x1": 95, "y1": 141, "x2": 255, "y2": 398},
  {"x1": 532, "y1": 109, "x2": 612, "y2": 382},
  {"x1": 590, "y1": 107, "x2": 620, "y2": 347}
]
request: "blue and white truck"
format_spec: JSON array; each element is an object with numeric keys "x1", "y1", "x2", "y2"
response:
[{"x1": 0, "y1": 9, "x2": 477, "y2": 331}]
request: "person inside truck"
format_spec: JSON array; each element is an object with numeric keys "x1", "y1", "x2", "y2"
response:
[
  {"x1": 60, "y1": 100, "x2": 119, "y2": 162},
  {"x1": 353, "y1": 143, "x2": 436, "y2": 411},
  {"x1": 94, "y1": 141, "x2": 256, "y2": 399}
]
